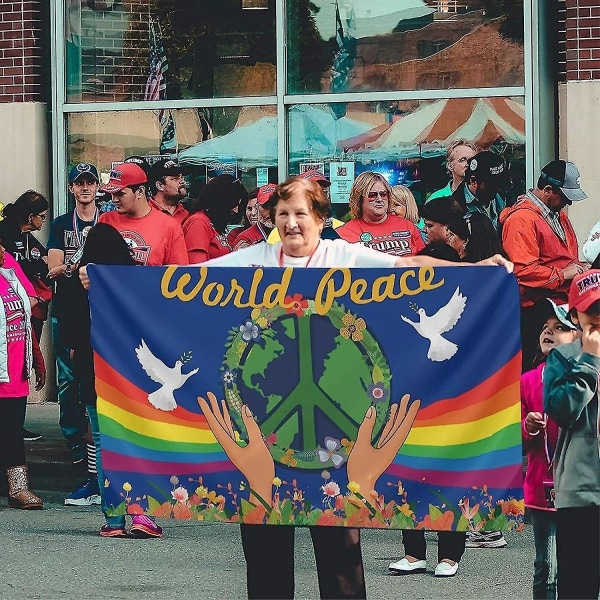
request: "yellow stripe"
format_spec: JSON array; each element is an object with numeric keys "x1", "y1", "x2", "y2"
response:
[
  {"x1": 97, "y1": 396, "x2": 218, "y2": 444},
  {"x1": 406, "y1": 404, "x2": 521, "y2": 446}
]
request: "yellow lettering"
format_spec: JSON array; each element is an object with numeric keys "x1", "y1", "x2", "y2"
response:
[
  {"x1": 314, "y1": 268, "x2": 351, "y2": 315},
  {"x1": 371, "y1": 274, "x2": 403, "y2": 301},
  {"x1": 161, "y1": 266, "x2": 207, "y2": 302},
  {"x1": 264, "y1": 268, "x2": 293, "y2": 308},
  {"x1": 419, "y1": 267, "x2": 445, "y2": 291},
  {"x1": 220, "y1": 278, "x2": 249, "y2": 308},
  {"x1": 202, "y1": 282, "x2": 225, "y2": 306},
  {"x1": 349, "y1": 278, "x2": 370, "y2": 304}
]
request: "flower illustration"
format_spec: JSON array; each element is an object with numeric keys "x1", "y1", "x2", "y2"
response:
[
  {"x1": 122, "y1": 482, "x2": 132, "y2": 492},
  {"x1": 171, "y1": 486, "x2": 189, "y2": 503},
  {"x1": 317, "y1": 437, "x2": 346, "y2": 468},
  {"x1": 196, "y1": 486, "x2": 208, "y2": 498},
  {"x1": 322, "y1": 481, "x2": 341, "y2": 497},
  {"x1": 293, "y1": 490, "x2": 304, "y2": 502},
  {"x1": 321, "y1": 470, "x2": 331, "y2": 480},
  {"x1": 221, "y1": 369, "x2": 238, "y2": 389},
  {"x1": 340, "y1": 438, "x2": 355, "y2": 455},
  {"x1": 367, "y1": 382, "x2": 389, "y2": 403},
  {"x1": 339, "y1": 313, "x2": 366, "y2": 342},
  {"x1": 239, "y1": 319, "x2": 261, "y2": 342},
  {"x1": 347, "y1": 481, "x2": 361, "y2": 494},
  {"x1": 285, "y1": 293, "x2": 309, "y2": 317},
  {"x1": 250, "y1": 307, "x2": 270, "y2": 329},
  {"x1": 272, "y1": 477, "x2": 282, "y2": 487},
  {"x1": 459, "y1": 498, "x2": 480, "y2": 520},
  {"x1": 127, "y1": 503, "x2": 145, "y2": 515},
  {"x1": 264, "y1": 432, "x2": 278, "y2": 447},
  {"x1": 317, "y1": 509, "x2": 339, "y2": 526},
  {"x1": 281, "y1": 448, "x2": 298, "y2": 467},
  {"x1": 169, "y1": 476, "x2": 180, "y2": 486}
]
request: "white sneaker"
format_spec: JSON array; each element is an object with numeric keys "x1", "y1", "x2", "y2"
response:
[
  {"x1": 388, "y1": 557, "x2": 427, "y2": 574},
  {"x1": 465, "y1": 530, "x2": 508, "y2": 548},
  {"x1": 434, "y1": 561, "x2": 459, "y2": 577}
]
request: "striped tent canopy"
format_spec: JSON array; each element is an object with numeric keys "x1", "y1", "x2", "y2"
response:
[{"x1": 339, "y1": 98, "x2": 525, "y2": 160}]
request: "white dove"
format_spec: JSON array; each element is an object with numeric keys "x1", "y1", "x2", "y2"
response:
[
  {"x1": 400, "y1": 287, "x2": 467, "y2": 362},
  {"x1": 135, "y1": 339, "x2": 199, "y2": 411}
]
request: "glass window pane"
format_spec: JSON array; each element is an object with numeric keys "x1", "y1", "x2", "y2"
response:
[
  {"x1": 67, "y1": 106, "x2": 277, "y2": 193},
  {"x1": 287, "y1": 1, "x2": 524, "y2": 94},
  {"x1": 287, "y1": 98, "x2": 526, "y2": 214},
  {"x1": 65, "y1": 0, "x2": 276, "y2": 103}
]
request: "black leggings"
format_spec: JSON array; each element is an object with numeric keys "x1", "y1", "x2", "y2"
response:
[
  {"x1": 0, "y1": 396, "x2": 27, "y2": 468},
  {"x1": 402, "y1": 529, "x2": 466, "y2": 563},
  {"x1": 241, "y1": 524, "x2": 366, "y2": 599}
]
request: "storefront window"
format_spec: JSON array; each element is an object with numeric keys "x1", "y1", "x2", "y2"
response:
[
  {"x1": 287, "y1": 0, "x2": 524, "y2": 94},
  {"x1": 286, "y1": 98, "x2": 526, "y2": 213},
  {"x1": 65, "y1": 0, "x2": 276, "y2": 103}
]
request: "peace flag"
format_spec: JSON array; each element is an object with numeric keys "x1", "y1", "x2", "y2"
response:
[{"x1": 89, "y1": 264, "x2": 524, "y2": 530}]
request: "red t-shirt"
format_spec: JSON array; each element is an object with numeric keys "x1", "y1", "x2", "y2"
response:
[
  {"x1": 338, "y1": 215, "x2": 425, "y2": 256},
  {"x1": 0, "y1": 275, "x2": 29, "y2": 397},
  {"x1": 148, "y1": 197, "x2": 189, "y2": 226},
  {"x1": 233, "y1": 224, "x2": 269, "y2": 251},
  {"x1": 99, "y1": 207, "x2": 189, "y2": 266},
  {"x1": 182, "y1": 211, "x2": 231, "y2": 264}
]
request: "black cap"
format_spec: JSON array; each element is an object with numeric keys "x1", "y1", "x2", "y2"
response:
[
  {"x1": 149, "y1": 158, "x2": 186, "y2": 182},
  {"x1": 124, "y1": 155, "x2": 151, "y2": 177},
  {"x1": 466, "y1": 151, "x2": 506, "y2": 182}
]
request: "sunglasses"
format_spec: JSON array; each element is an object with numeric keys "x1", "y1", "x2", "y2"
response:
[{"x1": 366, "y1": 190, "x2": 389, "y2": 200}]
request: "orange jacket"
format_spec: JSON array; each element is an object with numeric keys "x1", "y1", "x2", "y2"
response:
[{"x1": 500, "y1": 193, "x2": 580, "y2": 307}]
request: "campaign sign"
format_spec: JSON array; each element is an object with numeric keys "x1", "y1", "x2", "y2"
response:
[{"x1": 88, "y1": 265, "x2": 524, "y2": 530}]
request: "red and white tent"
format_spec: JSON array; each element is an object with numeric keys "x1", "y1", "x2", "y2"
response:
[{"x1": 339, "y1": 98, "x2": 525, "y2": 160}]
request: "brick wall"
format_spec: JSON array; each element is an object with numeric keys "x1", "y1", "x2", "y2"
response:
[
  {"x1": 0, "y1": 1, "x2": 44, "y2": 102},
  {"x1": 565, "y1": 0, "x2": 600, "y2": 80}
]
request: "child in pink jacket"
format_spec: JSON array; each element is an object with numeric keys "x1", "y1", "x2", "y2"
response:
[{"x1": 521, "y1": 299, "x2": 578, "y2": 599}]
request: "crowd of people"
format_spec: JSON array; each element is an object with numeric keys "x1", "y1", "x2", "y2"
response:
[{"x1": 0, "y1": 138, "x2": 598, "y2": 599}]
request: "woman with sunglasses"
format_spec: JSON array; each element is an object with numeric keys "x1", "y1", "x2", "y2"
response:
[
  {"x1": 0, "y1": 190, "x2": 50, "y2": 345},
  {"x1": 338, "y1": 172, "x2": 425, "y2": 257}
]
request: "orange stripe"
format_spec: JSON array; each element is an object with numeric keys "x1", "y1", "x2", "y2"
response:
[
  {"x1": 94, "y1": 353, "x2": 208, "y2": 426},
  {"x1": 414, "y1": 354, "x2": 521, "y2": 423}
]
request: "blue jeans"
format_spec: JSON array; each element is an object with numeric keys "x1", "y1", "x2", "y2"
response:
[
  {"x1": 87, "y1": 405, "x2": 125, "y2": 529},
  {"x1": 52, "y1": 317, "x2": 87, "y2": 448},
  {"x1": 530, "y1": 508, "x2": 557, "y2": 599}
]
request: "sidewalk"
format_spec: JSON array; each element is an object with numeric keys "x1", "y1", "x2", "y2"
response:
[{"x1": 24, "y1": 403, "x2": 86, "y2": 494}]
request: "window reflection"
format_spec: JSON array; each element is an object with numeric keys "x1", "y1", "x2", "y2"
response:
[
  {"x1": 65, "y1": 0, "x2": 276, "y2": 103},
  {"x1": 288, "y1": 0, "x2": 524, "y2": 94}
]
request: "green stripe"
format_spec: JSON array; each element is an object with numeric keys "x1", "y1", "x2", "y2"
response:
[
  {"x1": 99, "y1": 415, "x2": 222, "y2": 454},
  {"x1": 401, "y1": 423, "x2": 521, "y2": 459}
]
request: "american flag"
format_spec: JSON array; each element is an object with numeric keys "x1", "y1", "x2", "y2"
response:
[
  {"x1": 331, "y1": 2, "x2": 352, "y2": 118},
  {"x1": 145, "y1": 18, "x2": 176, "y2": 152}
]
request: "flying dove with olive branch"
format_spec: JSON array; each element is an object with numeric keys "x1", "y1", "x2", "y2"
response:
[
  {"x1": 400, "y1": 287, "x2": 467, "y2": 362},
  {"x1": 135, "y1": 340, "x2": 199, "y2": 411}
]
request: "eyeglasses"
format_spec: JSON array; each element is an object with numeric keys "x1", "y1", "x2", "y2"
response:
[{"x1": 366, "y1": 190, "x2": 389, "y2": 201}]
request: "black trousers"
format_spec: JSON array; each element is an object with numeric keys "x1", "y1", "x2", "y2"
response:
[
  {"x1": 241, "y1": 524, "x2": 366, "y2": 599},
  {"x1": 0, "y1": 396, "x2": 27, "y2": 468},
  {"x1": 402, "y1": 529, "x2": 466, "y2": 563},
  {"x1": 556, "y1": 506, "x2": 600, "y2": 599}
]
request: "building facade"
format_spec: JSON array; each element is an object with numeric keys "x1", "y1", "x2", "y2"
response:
[{"x1": 0, "y1": 1, "x2": 596, "y2": 267}]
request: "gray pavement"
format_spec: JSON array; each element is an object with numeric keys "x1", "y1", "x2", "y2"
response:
[{"x1": 0, "y1": 404, "x2": 535, "y2": 600}]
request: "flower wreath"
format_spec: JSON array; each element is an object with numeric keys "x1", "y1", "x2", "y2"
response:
[{"x1": 220, "y1": 296, "x2": 392, "y2": 470}]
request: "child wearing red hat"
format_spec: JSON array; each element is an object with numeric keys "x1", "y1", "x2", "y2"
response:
[{"x1": 544, "y1": 269, "x2": 600, "y2": 600}]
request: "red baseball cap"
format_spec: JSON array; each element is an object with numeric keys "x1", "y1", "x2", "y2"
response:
[
  {"x1": 298, "y1": 169, "x2": 331, "y2": 187},
  {"x1": 257, "y1": 183, "x2": 277, "y2": 205},
  {"x1": 568, "y1": 269, "x2": 600, "y2": 312},
  {"x1": 100, "y1": 163, "x2": 148, "y2": 193}
]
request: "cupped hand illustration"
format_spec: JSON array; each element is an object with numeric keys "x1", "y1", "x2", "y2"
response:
[
  {"x1": 197, "y1": 391, "x2": 275, "y2": 504},
  {"x1": 347, "y1": 393, "x2": 420, "y2": 495}
]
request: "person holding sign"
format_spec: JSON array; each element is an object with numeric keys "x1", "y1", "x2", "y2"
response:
[{"x1": 198, "y1": 175, "x2": 513, "y2": 599}]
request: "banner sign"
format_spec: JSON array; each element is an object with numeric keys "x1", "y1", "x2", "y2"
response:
[{"x1": 89, "y1": 265, "x2": 524, "y2": 530}]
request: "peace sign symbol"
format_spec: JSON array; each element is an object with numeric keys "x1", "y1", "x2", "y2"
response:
[{"x1": 221, "y1": 301, "x2": 392, "y2": 470}]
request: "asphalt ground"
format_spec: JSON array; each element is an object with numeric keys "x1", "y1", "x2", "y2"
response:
[{"x1": 0, "y1": 403, "x2": 536, "y2": 600}]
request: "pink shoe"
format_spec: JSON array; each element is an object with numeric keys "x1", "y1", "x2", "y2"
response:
[{"x1": 129, "y1": 515, "x2": 163, "y2": 538}]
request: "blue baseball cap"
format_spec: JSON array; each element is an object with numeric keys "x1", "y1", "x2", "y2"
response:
[{"x1": 68, "y1": 163, "x2": 99, "y2": 183}]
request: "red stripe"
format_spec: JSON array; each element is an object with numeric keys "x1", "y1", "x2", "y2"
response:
[
  {"x1": 102, "y1": 450, "x2": 235, "y2": 475},
  {"x1": 94, "y1": 353, "x2": 208, "y2": 426}
]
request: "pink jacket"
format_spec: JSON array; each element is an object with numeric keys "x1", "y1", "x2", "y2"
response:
[{"x1": 521, "y1": 362, "x2": 559, "y2": 511}]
